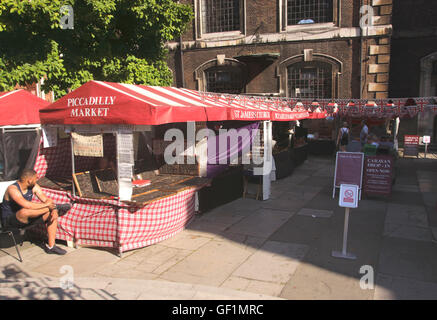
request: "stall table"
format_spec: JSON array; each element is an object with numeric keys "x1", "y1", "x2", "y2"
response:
[{"x1": 31, "y1": 139, "x2": 211, "y2": 255}]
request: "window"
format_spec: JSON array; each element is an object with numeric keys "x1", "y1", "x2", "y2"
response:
[
  {"x1": 287, "y1": 0, "x2": 333, "y2": 26},
  {"x1": 200, "y1": 0, "x2": 241, "y2": 34},
  {"x1": 280, "y1": 0, "x2": 337, "y2": 31},
  {"x1": 287, "y1": 62, "x2": 332, "y2": 99},
  {"x1": 432, "y1": 61, "x2": 437, "y2": 96},
  {"x1": 205, "y1": 66, "x2": 245, "y2": 94}
]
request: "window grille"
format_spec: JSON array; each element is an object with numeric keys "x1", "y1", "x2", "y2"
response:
[
  {"x1": 287, "y1": 63, "x2": 332, "y2": 99},
  {"x1": 287, "y1": 0, "x2": 333, "y2": 25},
  {"x1": 201, "y1": 0, "x2": 240, "y2": 33},
  {"x1": 205, "y1": 67, "x2": 244, "y2": 94}
]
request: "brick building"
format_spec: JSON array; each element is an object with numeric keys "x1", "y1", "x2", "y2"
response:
[
  {"x1": 167, "y1": 0, "x2": 437, "y2": 145},
  {"x1": 167, "y1": 0, "x2": 393, "y2": 101},
  {"x1": 389, "y1": 0, "x2": 437, "y2": 145}
]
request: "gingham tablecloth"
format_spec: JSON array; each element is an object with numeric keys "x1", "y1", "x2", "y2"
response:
[{"x1": 32, "y1": 138, "x2": 197, "y2": 254}]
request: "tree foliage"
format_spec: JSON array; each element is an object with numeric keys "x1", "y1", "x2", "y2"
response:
[{"x1": 0, "y1": 0, "x2": 192, "y2": 98}]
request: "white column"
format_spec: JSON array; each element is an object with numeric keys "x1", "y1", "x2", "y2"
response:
[{"x1": 262, "y1": 121, "x2": 272, "y2": 200}]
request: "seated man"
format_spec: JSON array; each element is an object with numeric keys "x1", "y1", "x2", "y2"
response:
[{"x1": 1, "y1": 169, "x2": 71, "y2": 255}]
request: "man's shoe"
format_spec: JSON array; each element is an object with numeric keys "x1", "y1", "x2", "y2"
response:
[
  {"x1": 55, "y1": 203, "x2": 72, "y2": 216},
  {"x1": 44, "y1": 245, "x2": 67, "y2": 255}
]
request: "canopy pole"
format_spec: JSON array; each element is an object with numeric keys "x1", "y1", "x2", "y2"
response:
[
  {"x1": 1, "y1": 128, "x2": 6, "y2": 178},
  {"x1": 71, "y1": 134, "x2": 76, "y2": 196}
]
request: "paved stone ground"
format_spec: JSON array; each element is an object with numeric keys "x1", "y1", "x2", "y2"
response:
[{"x1": 1, "y1": 154, "x2": 437, "y2": 300}]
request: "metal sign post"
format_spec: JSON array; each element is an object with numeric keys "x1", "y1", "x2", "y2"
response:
[
  {"x1": 423, "y1": 136, "x2": 431, "y2": 159},
  {"x1": 332, "y1": 184, "x2": 359, "y2": 260}
]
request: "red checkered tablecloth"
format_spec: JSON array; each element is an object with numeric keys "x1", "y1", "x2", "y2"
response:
[
  {"x1": 32, "y1": 137, "x2": 197, "y2": 254},
  {"x1": 31, "y1": 187, "x2": 196, "y2": 254}
]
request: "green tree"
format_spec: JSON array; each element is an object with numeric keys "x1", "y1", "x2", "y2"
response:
[{"x1": 0, "y1": 0, "x2": 192, "y2": 98}]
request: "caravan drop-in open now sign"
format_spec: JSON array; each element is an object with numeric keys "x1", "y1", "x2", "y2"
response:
[{"x1": 339, "y1": 184, "x2": 359, "y2": 208}]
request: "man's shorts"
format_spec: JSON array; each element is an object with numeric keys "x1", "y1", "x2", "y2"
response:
[{"x1": 4, "y1": 213, "x2": 44, "y2": 229}]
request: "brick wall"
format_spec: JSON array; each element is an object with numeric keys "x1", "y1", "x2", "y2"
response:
[{"x1": 168, "y1": 0, "x2": 392, "y2": 100}]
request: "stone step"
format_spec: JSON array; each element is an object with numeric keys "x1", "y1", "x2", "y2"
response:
[{"x1": 0, "y1": 276, "x2": 284, "y2": 300}]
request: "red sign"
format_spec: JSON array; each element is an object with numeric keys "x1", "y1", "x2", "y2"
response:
[
  {"x1": 364, "y1": 155, "x2": 393, "y2": 196},
  {"x1": 404, "y1": 135, "x2": 420, "y2": 145},
  {"x1": 339, "y1": 184, "x2": 359, "y2": 208},
  {"x1": 344, "y1": 190, "x2": 354, "y2": 202},
  {"x1": 334, "y1": 152, "x2": 364, "y2": 188}
]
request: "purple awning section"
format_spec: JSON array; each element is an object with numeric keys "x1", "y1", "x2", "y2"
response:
[{"x1": 206, "y1": 122, "x2": 260, "y2": 178}]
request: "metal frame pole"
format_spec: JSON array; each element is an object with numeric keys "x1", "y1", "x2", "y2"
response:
[
  {"x1": 342, "y1": 208, "x2": 350, "y2": 255},
  {"x1": 71, "y1": 134, "x2": 76, "y2": 196}
]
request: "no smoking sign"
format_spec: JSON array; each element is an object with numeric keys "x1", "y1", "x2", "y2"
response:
[{"x1": 339, "y1": 184, "x2": 359, "y2": 208}]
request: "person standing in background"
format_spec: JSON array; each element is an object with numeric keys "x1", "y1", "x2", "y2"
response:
[
  {"x1": 337, "y1": 122, "x2": 350, "y2": 152},
  {"x1": 360, "y1": 120, "x2": 369, "y2": 147}
]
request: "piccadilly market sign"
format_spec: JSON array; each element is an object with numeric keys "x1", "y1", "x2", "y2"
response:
[{"x1": 68, "y1": 96, "x2": 116, "y2": 117}]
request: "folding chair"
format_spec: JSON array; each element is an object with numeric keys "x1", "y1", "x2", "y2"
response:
[{"x1": 0, "y1": 217, "x2": 23, "y2": 262}]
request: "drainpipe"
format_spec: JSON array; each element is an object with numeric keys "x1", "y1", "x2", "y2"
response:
[{"x1": 178, "y1": 36, "x2": 185, "y2": 88}]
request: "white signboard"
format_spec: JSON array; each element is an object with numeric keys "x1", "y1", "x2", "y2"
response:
[
  {"x1": 42, "y1": 127, "x2": 58, "y2": 148},
  {"x1": 116, "y1": 131, "x2": 134, "y2": 201},
  {"x1": 339, "y1": 184, "x2": 359, "y2": 208},
  {"x1": 423, "y1": 136, "x2": 431, "y2": 144},
  {"x1": 71, "y1": 132, "x2": 103, "y2": 157}
]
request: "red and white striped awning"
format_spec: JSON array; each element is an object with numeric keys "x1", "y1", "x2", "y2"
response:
[{"x1": 39, "y1": 81, "x2": 320, "y2": 125}]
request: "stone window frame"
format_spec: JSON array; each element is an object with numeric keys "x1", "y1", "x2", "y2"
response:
[
  {"x1": 277, "y1": 53, "x2": 343, "y2": 98},
  {"x1": 419, "y1": 52, "x2": 437, "y2": 97},
  {"x1": 194, "y1": 58, "x2": 247, "y2": 93},
  {"x1": 418, "y1": 52, "x2": 437, "y2": 138},
  {"x1": 279, "y1": 0, "x2": 340, "y2": 33},
  {"x1": 194, "y1": 0, "x2": 246, "y2": 40},
  {"x1": 287, "y1": 61, "x2": 333, "y2": 99}
]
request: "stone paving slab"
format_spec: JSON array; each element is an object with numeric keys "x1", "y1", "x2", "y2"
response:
[
  {"x1": 158, "y1": 240, "x2": 254, "y2": 287},
  {"x1": 231, "y1": 241, "x2": 309, "y2": 284},
  {"x1": 195, "y1": 209, "x2": 248, "y2": 226},
  {"x1": 297, "y1": 208, "x2": 334, "y2": 218},
  {"x1": 225, "y1": 209, "x2": 293, "y2": 238},
  {"x1": 280, "y1": 263, "x2": 373, "y2": 300},
  {"x1": 299, "y1": 176, "x2": 332, "y2": 188},
  {"x1": 383, "y1": 223, "x2": 433, "y2": 242},
  {"x1": 32, "y1": 246, "x2": 119, "y2": 278},
  {"x1": 245, "y1": 279, "x2": 285, "y2": 297},
  {"x1": 214, "y1": 232, "x2": 267, "y2": 253},
  {"x1": 260, "y1": 198, "x2": 308, "y2": 212},
  {"x1": 388, "y1": 191, "x2": 425, "y2": 206},
  {"x1": 385, "y1": 203, "x2": 429, "y2": 228},
  {"x1": 279, "y1": 190, "x2": 320, "y2": 202},
  {"x1": 273, "y1": 173, "x2": 310, "y2": 185},
  {"x1": 158, "y1": 231, "x2": 212, "y2": 250},
  {"x1": 378, "y1": 237, "x2": 437, "y2": 283},
  {"x1": 374, "y1": 273, "x2": 437, "y2": 300},
  {"x1": 269, "y1": 214, "x2": 331, "y2": 247}
]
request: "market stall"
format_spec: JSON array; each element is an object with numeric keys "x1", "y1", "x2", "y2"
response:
[
  {"x1": 0, "y1": 89, "x2": 49, "y2": 201},
  {"x1": 36, "y1": 81, "x2": 326, "y2": 254}
]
